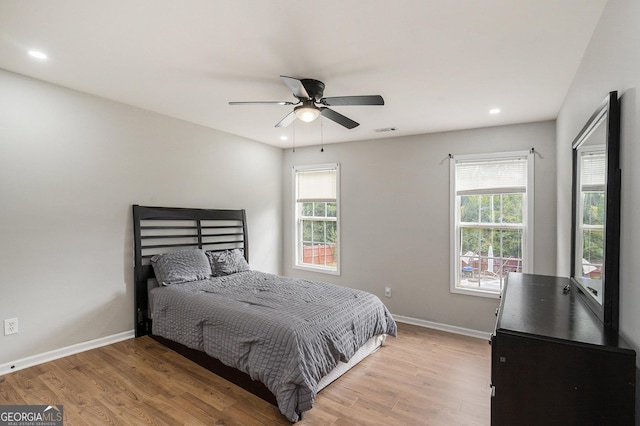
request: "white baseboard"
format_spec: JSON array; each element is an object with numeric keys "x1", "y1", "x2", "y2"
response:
[
  {"x1": 0, "y1": 318, "x2": 488, "y2": 376},
  {"x1": 393, "y1": 314, "x2": 491, "y2": 340},
  {"x1": 0, "y1": 330, "x2": 135, "y2": 376}
]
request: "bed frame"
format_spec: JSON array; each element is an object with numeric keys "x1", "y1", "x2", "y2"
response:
[{"x1": 132, "y1": 205, "x2": 278, "y2": 404}]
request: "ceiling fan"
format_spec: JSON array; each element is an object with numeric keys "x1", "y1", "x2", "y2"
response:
[{"x1": 229, "y1": 75, "x2": 384, "y2": 129}]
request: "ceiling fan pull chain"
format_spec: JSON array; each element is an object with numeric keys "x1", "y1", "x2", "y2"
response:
[{"x1": 320, "y1": 118, "x2": 324, "y2": 152}]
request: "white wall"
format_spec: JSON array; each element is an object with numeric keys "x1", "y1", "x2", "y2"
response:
[
  {"x1": 0, "y1": 70, "x2": 282, "y2": 365},
  {"x1": 556, "y1": 0, "x2": 640, "y2": 363},
  {"x1": 282, "y1": 121, "x2": 557, "y2": 333}
]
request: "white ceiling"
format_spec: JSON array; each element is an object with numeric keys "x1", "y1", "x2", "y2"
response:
[{"x1": 0, "y1": 1, "x2": 606, "y2": 148}]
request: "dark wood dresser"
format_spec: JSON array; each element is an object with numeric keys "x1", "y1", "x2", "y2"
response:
[{"x1": 491, "y1": 273, "x2": 636, "y2": 425}]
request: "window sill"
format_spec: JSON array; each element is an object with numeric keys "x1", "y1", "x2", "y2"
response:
[
  {"x1": 450, "y1": 286, "x2": 501, "y2": 299},
  {"x1": 293, "y1": 264, "x2": 340, "y2": 276}
]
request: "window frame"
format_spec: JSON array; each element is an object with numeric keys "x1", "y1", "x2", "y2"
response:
[
  {"x1": 449, "y1": 151, "x2": 534, "y2": 298},
  {"x1": 293, "y1": 163, "x2": 340, "y2": 275}
]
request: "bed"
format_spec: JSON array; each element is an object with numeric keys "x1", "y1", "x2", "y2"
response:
[{"x1": 133, "y1": 205, "x2": 397, "y2": 422}]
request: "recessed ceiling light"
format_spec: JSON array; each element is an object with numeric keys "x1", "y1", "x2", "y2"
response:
[
  {"x1": 489, "y1": 108, "x2": 501, "y2": 115},
  {"x1": 280, "y1": 136, "x2": 288, "y2": 141},
  {"x1": 28, "y1": 50, "x2": 48, "y2": 60}
]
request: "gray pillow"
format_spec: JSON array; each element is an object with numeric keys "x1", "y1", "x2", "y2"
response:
[
  {"x1": 151, "y1": 249, "x2": 212, "y2": 285},
  {"x1": 207, "y1": 249, "x2": 250, "y2": 276}
]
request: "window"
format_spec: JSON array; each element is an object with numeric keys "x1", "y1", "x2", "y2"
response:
[
  {"x1": 293, "y1": 163, "x2": 340, "y2": 274},
  {"x1": 450, "y1": 151, "x2": 533, "y2": 296}
]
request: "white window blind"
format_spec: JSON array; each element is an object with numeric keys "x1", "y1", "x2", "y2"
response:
[
  {"x1": 580, "y1": 151, "x2": 606, "y2": 192},
  {"x1": 455, "y1": 157, "x2": 528, "y2": 195},
  {"x1": 296, "y1": 169, "x2": 337, "y2": 202}
]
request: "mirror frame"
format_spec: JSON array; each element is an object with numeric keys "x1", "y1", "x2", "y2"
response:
[{"x1": 570, "y1": 91, "x2": 621, "y2": 331}]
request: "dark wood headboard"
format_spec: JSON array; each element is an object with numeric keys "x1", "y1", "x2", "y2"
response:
[{"x1": 132, "y1": 205, "x2": 248, "y2": 337}]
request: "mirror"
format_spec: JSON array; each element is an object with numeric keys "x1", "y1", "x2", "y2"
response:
[{"x1": 570, "y1": 91, "x2": 621, "y2": 330}]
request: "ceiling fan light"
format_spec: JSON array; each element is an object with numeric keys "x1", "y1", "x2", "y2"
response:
[{"x1": 294, "y1": 105, "x2": 321, "y2": 122}]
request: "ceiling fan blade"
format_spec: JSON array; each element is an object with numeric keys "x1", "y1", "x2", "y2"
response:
[
  {"x1": 275, "y1": 111, "x2": 297, "y2": 128},
  {"x1": 320, "y1": 95, "x2": 384, "y2": 106},
  {"x1": 320, "y1": 108, "x2": 359, "y2": 129},
  {"x1": 280, "y1": 76, "x2": 310, "y2": 99},
  {"x1": 229, "y1": 101, "x2": 296, "y2": 105}
]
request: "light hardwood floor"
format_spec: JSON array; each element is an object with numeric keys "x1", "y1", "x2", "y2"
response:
[{"x1": 0, "y1": 323, "x2": 491, "y2": 425}]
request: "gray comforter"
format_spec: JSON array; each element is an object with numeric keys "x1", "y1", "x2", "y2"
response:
[{"x1": 150, "y1": 270, "x2": 397, "y2": 422}]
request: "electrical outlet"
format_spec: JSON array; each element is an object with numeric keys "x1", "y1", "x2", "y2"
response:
[
  {"x1": 4, "y1": 318, "x2": 18, "y2": 335},
  {"x1": 384, "y1": 287, "x2": 392, "y2": 298}
]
